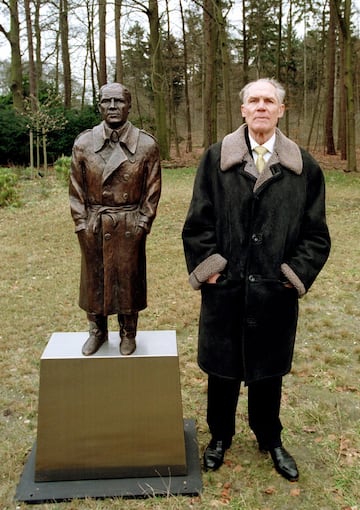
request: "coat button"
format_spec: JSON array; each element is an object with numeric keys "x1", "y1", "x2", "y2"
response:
[
  {"x1": 251, "y1": 233, "x2": 262, "y2": 244},
  {"x1": 248, "y1": 274, "x2": 256, "y2": 282},
  {"x1": 123, "y1": 173, "x2": 130, "y2": 181},
  {"x1": 123, "y1": 192, "x2": 128, "y2": 200},
  {"x1": 125, "y1": 231, "x2": 131, "y2": 238},
  {"x1": 104, "y1": 233, "x2": 111, "y2": 240}
]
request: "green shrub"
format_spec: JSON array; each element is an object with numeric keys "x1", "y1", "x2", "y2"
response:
[
  {"x1": 0, "y1": 101, "x2": 99, "y2": 165},
  {"x1": 46, "y1": 106, "x2": 99, "y2": 161},
  {"x1": 0, "y1": 106, "x2": 29, "y2": 165},
  {"x1": 0, "y1": 168, "x2": 20, "y2": 207},
  {"x1": 54, "y1": 155, "x2": 71, "y2": 184}
]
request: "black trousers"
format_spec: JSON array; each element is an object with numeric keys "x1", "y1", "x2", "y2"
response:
[{"x1": 207, "y1": 374, "x2": 283, "y2": 449}]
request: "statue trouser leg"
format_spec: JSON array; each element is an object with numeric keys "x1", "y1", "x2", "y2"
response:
[
  {"x1": 118, "y1": 312, "x2": 138, "y2": 355},
  {"x1": 82, "y1": 313, "x2": 108, "y2": 356}
]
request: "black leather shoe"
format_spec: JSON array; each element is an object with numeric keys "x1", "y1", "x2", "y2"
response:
[
  {"x1": 203, "y1": 439, "x2": 229, "y2": 471},
  {"x1": 264, "y1": 446, "x2": 299, "y2": 481}
]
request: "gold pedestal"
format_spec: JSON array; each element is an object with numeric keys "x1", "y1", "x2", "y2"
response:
[{"x1": 35, "y1": 331, "x2": 186, "y2": 482}]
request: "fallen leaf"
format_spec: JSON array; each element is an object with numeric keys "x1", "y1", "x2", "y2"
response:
[
  {"x1": 336, "y1": 386, "x2": 358, "y2": 393},
  {"x1": 290, "y1": 487, "x2": 301, "y2": 497},
  {"x1": 264, "y1": 486, "x2": 276, "y2": 495},
  {"x1": 303, "y1": 426, "x2": 317, "y2": 433}
]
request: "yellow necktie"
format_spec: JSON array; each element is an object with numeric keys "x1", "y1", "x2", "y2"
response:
[{"x1": 254, "y1": 146, "x2": 268, "y2": 173}]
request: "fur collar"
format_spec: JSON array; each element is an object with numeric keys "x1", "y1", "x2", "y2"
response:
[{"x1": 220, "y1": 124, "x2": 302, "y2": 175}]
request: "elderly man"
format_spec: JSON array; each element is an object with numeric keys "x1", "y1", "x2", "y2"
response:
[
  {"x1": 182, "y1": 78, "x2": 330, "y2": 481},
  {"x1": 70, "y1": 83, "x2": 161, "y2": 356}
]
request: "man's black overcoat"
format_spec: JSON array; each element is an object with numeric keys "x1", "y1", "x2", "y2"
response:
[{"x1": 182, "y1": 125, "x2": 331, "y2": 384}]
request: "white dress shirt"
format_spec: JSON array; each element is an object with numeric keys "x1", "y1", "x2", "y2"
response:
[{"x1": 249, "y1": 132, "x2": 276, "y2": 166}]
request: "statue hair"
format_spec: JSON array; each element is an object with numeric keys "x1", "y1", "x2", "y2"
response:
[{"x1": 98, "y1": 83, "x2": 132, "y2": 105}]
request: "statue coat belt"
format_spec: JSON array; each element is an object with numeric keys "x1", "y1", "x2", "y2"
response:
[{"x1": 88, "y1": 204, "x2": 138, "y2": 233}]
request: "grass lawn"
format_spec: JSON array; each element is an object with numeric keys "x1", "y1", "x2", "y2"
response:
[{"x1": 0, "y1": 167, "x2": 359, "y2": 510}]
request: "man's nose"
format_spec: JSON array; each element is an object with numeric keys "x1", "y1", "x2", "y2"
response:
[{"x1": 109, "y1": 98, "x2": 116, "y2": 108}]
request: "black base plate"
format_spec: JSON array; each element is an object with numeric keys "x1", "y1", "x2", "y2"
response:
[{"x1": 15, "y1": 419, "x2": 202, "y2": 503}]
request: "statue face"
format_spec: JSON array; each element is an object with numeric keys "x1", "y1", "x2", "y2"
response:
[{"x1": 98, "y1": 84, "x2": 131, "y2": 128}]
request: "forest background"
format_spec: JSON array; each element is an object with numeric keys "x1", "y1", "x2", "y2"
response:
[
  {"x1": 0, "y1": 1, "x2": 360, "y2": 508},
  {"x1": 0, "y1": 0, "x2": 360, "y2": 172}
]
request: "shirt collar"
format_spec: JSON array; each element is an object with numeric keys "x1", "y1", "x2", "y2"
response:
[{"x1": 249, "y1": 132, "x2": 276, "y2": 154}]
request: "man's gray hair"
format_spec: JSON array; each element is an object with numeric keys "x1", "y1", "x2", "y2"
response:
[{"x1": 240, "y1": 78, "x2": 286, "y2": 104}]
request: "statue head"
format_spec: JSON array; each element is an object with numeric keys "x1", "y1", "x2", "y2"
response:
[{"x1": 98, "y1": 83, "x2": 132, "y2": 129}]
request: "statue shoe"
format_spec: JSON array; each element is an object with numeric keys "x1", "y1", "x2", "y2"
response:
[
  {"x1": 120, "y1": 336, "x2": 136, "y2": 356},
  {"x1": 82, "y1": 331, "x2": 108, "y2": 356}
]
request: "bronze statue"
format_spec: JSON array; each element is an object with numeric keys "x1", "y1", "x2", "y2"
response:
[{"x1": 69, "y1": 83, "x2": 161, "y2": 356}]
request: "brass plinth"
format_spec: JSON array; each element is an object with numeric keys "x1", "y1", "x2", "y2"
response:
[{"x1": 35, "y1": 331, "x2": 187, "y2": 482}]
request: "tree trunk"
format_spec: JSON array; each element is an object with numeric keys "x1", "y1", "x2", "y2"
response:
[
  {"x1": 216, "y1": 3, "x2": 232, "y2": 134},
  {"x1": 29, "y1": 130, "x2": 34, "y2": 177},
  {"x1": 242, "y1": 0, "x2": 249, "y2": 86},
  {"x1": 36, "y1": 127, "x2": 40, "y2": 171},
  {"x1": 165, "y1": 0, "x2": 180, "y2": 157},
  {"x1": 179, "y1": 0, "x2": 192, "y2": 152},
  {"x1": 114, "y1": 0, "x2": 123, "y2": 82},
  {"x1": 99, "y1": 0, "x2": 107, "y2": 87},
  {"x1": 343, "y1": 0, "x2": 356, "y2": 171},
  {"x1": 24, "y1": 0, "x2": 36, "y2": 102},
  {"x1": 325, "y1": 0, "x2": 336, "y2": 155},
  {"x1": 0, "y1": 0, "x2": 24, "y2": 109},
  {"x1": 203, "y1": 0, "x2": 217, "y2": 147},
  {"x1": 333, "y1": 0, "x2": 357, "y2": 171},
  {"x1": 276, "y1": 0, "x2": 282, "y2": 80},
  {"x1": 81, "y1": 44, "x2": 89, "y2": 108},
  {"x1": 24, "y1": 0, "x2": 37, "y2": 169},
  {"x1": 60, "y1": 0, "x2": 72, "y2": 108},
  {"x1": 34, "y1": 0, "x2": 42, "y2": 83},
  {"x1": 284, "y1": 0, "x2": 293, "y2": 137},
  {"x1": 337, "y1": 30, "x2": 346, "y2": 159},
  {"x1": 303, "y1": 12, "x2": 308, "y2": 143},
  {"x1": 42, "y1": 128, "x2": 48, "y2": 175},
  {"x1": 306, "y1": 5, "x2": 326, "y2": 151},
  {"x1": 54, "y1": 29, "x2": 60, "y2": 95},
  {"x1": 86, "y1": 0, "x2": 98, "y2": 105},
  {"x1": 148, "y1": 0, "x2": 169, "y2": 159}
]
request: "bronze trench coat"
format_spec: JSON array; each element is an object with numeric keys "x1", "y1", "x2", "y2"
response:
[{"x1": 70, "y1": 121, "x2": 161, "y2": 315}]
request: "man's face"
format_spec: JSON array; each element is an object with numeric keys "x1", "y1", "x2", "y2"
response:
[
  {"x1": 241, "y1": 82, "x2": 285, "y2": 141},
  {"x1": 98, "y1": 85, "x2": 131, "y2": 128}
]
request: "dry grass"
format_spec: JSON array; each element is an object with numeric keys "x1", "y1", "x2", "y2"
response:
[{"x1": 1, "y1": 167, "x2": 359, "y2": 510}]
